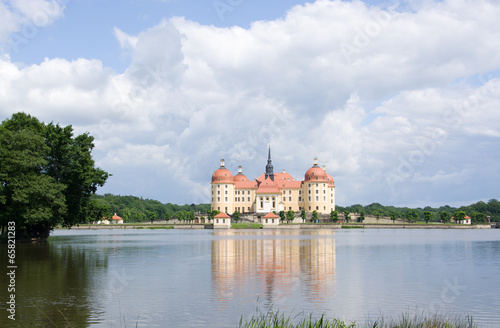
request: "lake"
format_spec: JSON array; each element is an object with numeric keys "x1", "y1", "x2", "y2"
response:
[{"x1": 1, "y1": 228, "x2": 499, "y2": 327}]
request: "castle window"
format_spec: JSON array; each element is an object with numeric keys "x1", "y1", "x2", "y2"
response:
[
  {"x1": 248, "y1": 207, "x2": 251, "y2": 212},
  {"x1": 316, "y1": 190, "x2": 319, "y2": 194},
  {"x1": 217, "y1": 190, "x2": 220, "y2": 195},
  {"x1": 299, "y1": 197, "x2": 301, "y2": 201},
  {"x1": 309, "y1": 206, "x2": 311, "y2": 210},
  {"x1": 217, "y1": 197, "x2": 220, "y2": 202},
  {"x1": 323, "y1": 196, "x2": 326, "y2": 201},
  {"x1": 248, "y1": 191, "x2": 250, "y2": 194},
  {"x1": 308, "y1": 197, "x2": 311, "y2": 201},
  {"x1": 316, "y1": 206, "x2": 319, "y2": 210},
  {"x1": 217, "y1": 185, "x2": 220, "y2": 188},
  {"x1": 316, "y1": 196, "x2": 319, "y2": 201},
  {"x1": 225, "y1": 185, "x2": 227, "y2": 188},
  {"x1": 324, "y1": 206, "x2": 326, "y2": 210},
  {"x1": 289, "y1": 190, "x2": 292, "y2": 194},
  {"x1": 289, "y1": 197, "x2": 292, "y2": 201},
  {"x1": 323, "y1": 190, "x2": 326, "y2": 194},
  {"x1": 289, "y1": 207, "x2": 292, "y2": 211},
  {"x1": 211, "y1": 197, "x2": 213, "y2": 202},
  {"x1": 225, "y1": 207, "x2": 228, "y2": 212},
  {"x1": 299, "y1": 190, "x2": 301, "y2": 194},
  {"x1": 308, "y1": 190, "x2": 311, "y2": 194},
  {"x1": 248, "y1": 197, "x2": 250, "y2": 202},
  {"x1": 225, "y1": 197, "x2": 228, "y2": 202},
  {"x1": 331, "y1": 200, "x2": 333, "y2": 204}
]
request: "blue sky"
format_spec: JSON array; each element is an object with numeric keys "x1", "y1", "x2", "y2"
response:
[
  {"x1": 1, "y1": 0, "x2": 499, "y2": 207},
  {"x1": 10, "y1": 0, "x2": 315, "y2": 71}
]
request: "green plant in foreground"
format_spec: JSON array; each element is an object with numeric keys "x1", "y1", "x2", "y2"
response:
[
  {"x1": 238, "y1": 311, "x2": 479, "y2": 328},
  {"x1": 239, "y1": 312, "x2": 356, "y2": 328}
]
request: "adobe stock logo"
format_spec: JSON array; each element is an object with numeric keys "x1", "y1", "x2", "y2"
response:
[
  {"x1": 9, "y1": 0, "x2": 66, "y2": 53},
  {"x1": 340, "y1": 1, "x2": 401, "y2": 64},
  {"x1": 213, "y1": 0, "x2": 243, "y2": 21}
]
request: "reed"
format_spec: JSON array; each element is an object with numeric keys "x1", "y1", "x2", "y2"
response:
[{"x1": 238, "y1": 311, "x2": 478, "y2": 328}]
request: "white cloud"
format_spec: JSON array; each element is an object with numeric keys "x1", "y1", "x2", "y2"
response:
[{"x1": 1, "y1": 0, "x2": 499, "y2": 206}]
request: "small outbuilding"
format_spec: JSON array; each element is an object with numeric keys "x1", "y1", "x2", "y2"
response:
[
  {"x1": 262, "y1": 212, "x2": 279, "y2": 228},
  {"x1": 214, "y1": 212, "x2": 231, "y2": 229},
  {"x1": 112, "y1": 214, "x2": 124, "y2": 224}
]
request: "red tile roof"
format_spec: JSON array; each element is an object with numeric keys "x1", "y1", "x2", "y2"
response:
[
  {"x1": 112, "y1": 214, "x2": 123, "y2": 221},
  {"x1": 263, "y1": 212, "x2": 279, "y2": 218},
  {"x1": 256, "y1": 172, "x2": 302, "y2": 189},
  {"x1": 235, "y1": 179, "x2": 259, "y2": 189},
  {"x1": 256, "y1": 178, "x2": 281, "y2": 194},
  {"x1": 214, "y1": 212, "x2": 230, "y2": 218}
]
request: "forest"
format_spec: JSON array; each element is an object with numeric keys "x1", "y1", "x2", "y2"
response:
[
  {"x1": 336, "y1": 199, "x2": 500, "y2": 223},
  {"x1": 94, "y1": 193, "x2": 499, "y2": 223},
  {"x1": 93, "y1": 194, "x2": 211, "y2": 223}
]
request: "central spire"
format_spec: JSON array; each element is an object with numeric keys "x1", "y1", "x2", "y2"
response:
[{"x1": 265, "y1": 145, "x2": 274, "y2": 181}]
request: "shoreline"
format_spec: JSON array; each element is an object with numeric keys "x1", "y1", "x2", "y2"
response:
[{"x1": 66, "y1": 223, "x2": 495, "y2": 230}]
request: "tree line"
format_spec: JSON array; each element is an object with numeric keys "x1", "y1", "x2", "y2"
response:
[
  {"x1": 93, "y1": 194, "x2": 211, "y2": 223},
  {"x1": 336, "y1": 199, "x2": 500, "y2": 223}
]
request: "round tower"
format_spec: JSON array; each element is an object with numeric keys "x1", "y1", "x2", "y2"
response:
[
  {"x1": 302, "y1": 155, "x2": 331, "y2": 214},
  {"x1": 211, "y1": 157, "x2": 235, "y2": 214}
]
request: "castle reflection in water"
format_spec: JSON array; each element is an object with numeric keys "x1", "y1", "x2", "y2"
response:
[{"x1": 211, "y1": 230, "x2": 336, "y2": 308}]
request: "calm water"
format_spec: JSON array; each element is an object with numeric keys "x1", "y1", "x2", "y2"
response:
[{"x1": 1, "y1": 229, "x2": 500, "y2": 327}]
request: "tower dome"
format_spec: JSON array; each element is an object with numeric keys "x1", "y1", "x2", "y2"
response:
[
  {"x1": 304, "y1": 155, "x2": 328, "y2": 181},
  {"x1": 233, "y1": 164, "x2": 249, "y2": 182},
  {"x1": 211, "y1": 157, "x2": 234, "y2": 183}
]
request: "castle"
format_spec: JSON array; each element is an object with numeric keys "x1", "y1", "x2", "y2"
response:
[{"x1": 210, "y1": 148, "x2": 335, "y2": 215}]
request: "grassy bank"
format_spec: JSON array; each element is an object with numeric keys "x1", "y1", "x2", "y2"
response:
[
  {"x1": 239, "y1": 311, "x2": 478, "y2": 328},
  {"x1": 132, "y1": 226, "x2": 174, "y2": 229},
  {"x1": 232, "y1": 223, "x2": 263, "y2": 229}
]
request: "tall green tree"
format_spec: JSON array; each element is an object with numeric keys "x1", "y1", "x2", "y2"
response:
[
  {"x1": 423, "y1": 211, "x2": 432, "y2": 224},
  {"x1": 440, "y1": 211, "x2": 450, "y2": 223},
  {"x1": 312, "y1": 210, "x2": 318, "y2": 222},
  {"x1": 286, "y1": 210, "x2": 295, "y2": 223},
  {"x1": 330, "y1": 210, "x2": 338, "y2": 223},
  {"x1": 279, "y1": 210, "x2": 286, "y2": 223},
  {"x1": 233, "y1": 210, "x2": 240, "y2": 223},
  {"x1": 0, "y1": 113, "x2": 109, "y2": 239},
  {"x1": 301, "y1": 209, "x2": 306, "y2": 223}
]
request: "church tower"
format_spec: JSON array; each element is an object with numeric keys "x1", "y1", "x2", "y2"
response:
[{"x1": 265, "y1": 146, "x2": 274, "y2": 181}]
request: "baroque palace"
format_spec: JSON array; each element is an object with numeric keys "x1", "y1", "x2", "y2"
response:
[{"x1": 211, "y1": 148, "x2": 335, "y2": 215}]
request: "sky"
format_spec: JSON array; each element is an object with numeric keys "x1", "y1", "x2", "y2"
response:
[{"x1": 1, "y1": 0, "x2": 499, "y2": 208}]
